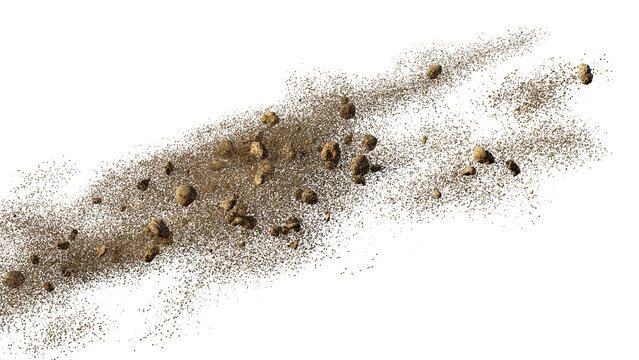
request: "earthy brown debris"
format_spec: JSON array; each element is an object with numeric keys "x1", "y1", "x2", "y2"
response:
[
  {"x1": 433, "y1": 188, "x2": 441, "y2": 199},
  {"x1": 61, "y1": 267, "x2": 72, "y2": 277},
  {"x1": 461, "y1": 166, "x2": 476, "y2": 176},
  {"x1": 270, "y1": 225, "x2": 282, "y2": 236},
  {"x1": 294, "y1": 189, "x2": 303, "y2": 201},
  {"x1": 344, "y1": 133, "x2": 353, "y2": 145},
  {"x1": 340, "y1": 95, "x2": 350, "y2": 104},
  {"x1": 281, "y1": 143, "x2": 296, "y2": 160},
  {"x1": 426, "y1": 64, "x2": 442, "y2": 79},
  {"x1": 175, "y1": 184, "x2": 197, "y2": 207},
  {"x1": 351, "y1": 175, "x2": 366, "y2": 185},
  {"x1": 250, "y1": 141, "x2": 267, "y2": 160},
  {"x1": 254, "y1": 172, "x2": 265, "y2": 186},
  {"x1": 29, "y1": 254, "x2": 40, "y2": 265},
  {"x1": 96, "y1": 244, "x2": 107, "y2": 258},
  {"x1": 320, "y1": 142, "x2": 341, "y2": 169},
  {"x1": 220, "y1": 194, "x2": 237, "y2": 211},
  {"x1": 370, "y1": 164, "x2": 382, "y2": 173},
  {"x1": 339, "y1": 97, "x2": 356, "y2": 119},
  {"x1": 283, "y1": 216, "x2": 301, "y2": 232},
  {"x1": 180, "y1": 218, "x2": 189, "y2": 227},
  {"x1": 215, "y1": 140, "x2": 235, "y2": 158},
  {"x1": 506, "y1": 160, "x2": 521, "y2": 176},
  {"x1": 261, "y1": 111, "x2": 280, "y2": 127},
  {"x1": 119, "y1": 205, "x2": 127, "y2": 212},
  {"x1": 324, "y1": 212, "x2": 330, "y2": 222},
  {"x1": 300, "y1": 190, "x2": 318, "y2": 205},
  {"x1": 473, "y1": 146, "x2": 494, "y2": 165},
  {"x1": 209, "y1": 160, "x2": 227, "y2": 171},
  {"x1": 421, "y1": 136, "x2": 427, "y2": 144},
  {"x1": 90, "y1": 197, "x2": 102, "y2": 204},
  {"x1": 144, "y1": 219, "x2": 170, "y2": 238},
  {"x1": 163, "y1": 161, "x2": 174, "y2": 175},
  {"x1": 3, "y1": 271, "x2": 25, "y2": 289},
  {"x1": 362, "y1": 134, "x2": 378, "y2": 151},
  {"x1": 55, "y1": 240, "x2": 70, "y2": 250},
  {"x1": 351, "y1": 155, "x2": 370, "y2": 176},
  {"x1": 144, "y1": 245, "x2": 160, "y2": 263},
  {"x1": 578, "y1": 63, "x2": 593, "y2": 85},
  {"x1": 43, "y1": 282, "x2": 54, "y2": 292},
  {"x1": 226, "y1": 202, "x2": 256, "y2": 229},
  {"x1": 254, "y1": 160, "x2": 274, "y2": 186},
  {"x1": 68, "y1": 228, "x2": 78, "y2": 241},
  {"x1": 237, "y1": 241, "x2": 246, "y2": 249},
  {"x1": 136, "y1": 178, "x2": 150, "y2": 191},
  {"x1": 289, "y1": 239, "x2": 299, "y2": 250}
]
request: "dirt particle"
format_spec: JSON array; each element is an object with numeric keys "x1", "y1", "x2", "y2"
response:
[
  {"x1": 261, "y1": 111, "x2": 280, "y2": 127},
  {"x1": 68, "y1": 229, "x2": 78, "y2": 240},
  {"x1": 90, "y1": 197, "x2": 102, "y2": 204},
  {"x1": 421, "y1": 136, "x2": 427, "y2": 144},
  {"x1": 324, "y1": 212, "x2": 331, "y2": 222},
  {"x1": 29, "y1": 254, "x2": 40, "y2": 265},
  {"x1": 220, "y1": 194, "x2": 237, "y2": 212},
  {"x1": 250, "y1": 141, "x2": 267, "y2": 160},
  {"x1": 461, "y1": 166, "x2": 476, "y2": 176},
  {"x1": 426, "y1": 64, "x2": 442, "y2": 79},
  {"x1": 473, "y1": 146, "x2": 494, "y2": 164},
  {"x1": 433, "y1": 188, "x2": 441, "y2": 199},
  {"x1": 351, "y1": 155, "x2": 370, "y2": 176},
  {"x1": 119, "y1": 205, "x2": 127, "y2": 212},
  {"x1": 351, "y1": 175, "x2": 366, "y2": 185},
  {"x1": 54, "y1": 240, "x2": 70, "y2": 250},
  {"x1": 96, "y1": 244, "x2": 107, "y2": 258},
  {"x1": 339, "y1": 100, "x2": 356, "y2": 119},
  {"x1": 578, "y1": 63, "x2": 593, "y2": 85},
  {"x1": 163, "y1": 161, "x2": 174, "y2": 175},
  {"x1": 362, "y1": 134, "x2": 378, "y2": 151},
  {"x1": 43, "y1": 282, "x2": 54, "y2": 292},
  {"x1": 281, "y1": 143, "x2": 296, "y2": 160},
  {"x1": 344, "y1": 133, "x2": 353, "y2": 146},
  {"x1": 144, "y1": 219, "x2": 170, "y2": 239},
  {"x1": 215, "y1": 140, "x2": 235, "y2": 158},
  {"x1": 320, "y1": 142, "x2": 341, "y2": 169},
  {"x1": 3, "y1": 271, "x2": 25, "y2": 289},
  {"x1": 143, "y1": 245, "x2": 160, "y2": 263},
  {"x1": 175, "y1": 185, "x2": 197, "y2": 207},
  {"x1": 370, "y1": 164, "x2": 382, "y2": 173},
  {"x1": 506, "y1": 160, "x2": 521, "y2": 176},
  {"x1": 136, "y1": 178, "x2": 150, "y2": 191},
  {"x1": 300, "y1": 190, "x2": 318, "y2": 205},
  {"x1": 289, "y1": 239, "x2": 299, "y2": 250},
  {"x1": 270, "y1": 225, "x2": 282, "y2": 236}
]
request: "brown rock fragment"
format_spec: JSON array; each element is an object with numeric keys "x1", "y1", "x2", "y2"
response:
[
  {"x1": 324, "y1": 212, "x2": 331, "y2": 222},
  {"x1": 351, "y1": 155, "x2": 370, "y2": 176},
  {"x1": 3, "y1": 271, "x2": 25, "y2": 289},
  {"x1": 144, "y1": 219, "x2": 170, "y2": 238},
  {"x1": 96, "y1": 244, "x2": 107, "y2": 258},
  {"x1": 421, "y1": 136, "x2": 427, "y2": 144},
  {"x1": 473, "y1": 146, "x2": 494, "y2": 164},
  {"x1": 283, "y1": 216, "x2": 301, "y2": 232},
  {"x1": 352, "y1": 175, "x2": 366, "y2": 185},
  {"x1": 144, "y1": 245, "x2": 160, "y2": 263},
  {"x1": 320, "y1": 142, "x2": 341, "y2": 169},
  {"x1": 426, "y1": 64, "x2": 442, "y2": 79},
  {"x1": 339, "y1": 97, "x2": 356, "y2": 119},
  {"x1": 68, "y1": 229, "x2": 78, "y2": 240},
  {"x1": 506, "y1": 160, "x2": 521, "y2": 176},
  {"x1": 289, "y1": 239, "x2": 299, "y2": 250},
  {"x1": 29, "y1": 254, "x2": 40, "y2": 265},
  {"x1": 136, "y1": 178, "x2": 150, "y2": 191},
  {"x1": 578, "y1": 63, "x2": 593, "y2": 85},
  {"x1": 362, "y1": 134, "x2": 378, "y2": 151},
  {"x1": 250, "y1": 141, "x2": 267, "y2": 160},
  {"x1": 344, "y1": 133, "x2": 353, "y2": 145},
  {"x1": 221, "y1": 194, "x2": 237, "y2": 212},
  {"x1": 176, "y1": 185, "x2": 197, "y2": 206},
  {"x1": 119, "y1": 205, "x2": 127, "y2": 212},
  {"x1": 370, "y1": 164, "x2": 382, "y2": 172},
  {"x1": 43, "y1": 282, "x2": 54, "y2": 292},
  {"x1": 261, "y1": 111, "x2": 280, "y2": 127},
  {"x1": 90, "y1": 197, "x2": 102, "y2": 204},
  {"x1": 216, "y1": 140, "x2": 235, "y2": 158},
  {"x1": 461, "y1": 166, "x2": 476, "y2": 176},
  {"x1": 163, "y1": 161, "x2": 174, "y2": 175},
  {"x1": 300, "y1": 190, "x2": 318, "y2": 205},
  {"x1": 55, "y1": 240, "x2": 70, "y2": 250},
  {"x1": 270, "y1": 225, "x2": 282, "y2": 236},
  {"x1": 281, "y1": 143, "x2": 296, "y2": 160},
  {"x1": 433, "y1": 188, "x2": 441, "y2": 199}
]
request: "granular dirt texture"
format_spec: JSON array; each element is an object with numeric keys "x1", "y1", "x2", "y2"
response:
[
  {"x1": 300, "y1": 190, "x2": 318, "y2": 205},
  {"x1": 261, "y1": 112, "x2": 280, "y2": 127},
  {"x1": 0, "y1": 29, "x2": 609, "y2": 358},
  {"x1": 3, "y1": 271, "x2": 25, "y2": 289},
  {"x1": 29, "y1": 254, "x2": 40, "y2": 265},
  {"x1": 137, "y1": 178, "x2": 151, "y2": 191}
]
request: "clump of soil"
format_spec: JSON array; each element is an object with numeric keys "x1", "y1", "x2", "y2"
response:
[
  {"x1": 96, "y1": 244, "x2": 107, "y2": 258},
  {"x1": 137, "y1": 178, "x2": 151, "y2": 191},
  {"x1": 29, "y1": 254, "x2": 40, "y2": 265},
  {"x1": 144, "y1": 219, "x2": 170, "y2": 239},
  {"x1": 320, "y1": 142, "x2": 341, "y2": 169},
  {"x1": 421, "y1": 136, "x2": 427, "y2": 144},
  {"x1": 270, "y1": 225, "x2": 282, "y2": 236},
  {"x1": 225, "y1": 202, "x2": 256, "y2": 229},
  {"x1": 144, "y1": 245, "x2": 160, "y2": 263},
  {"x1": 261, "y1": 112, "x2": 280, "y2": 127},
  {"x1": 339, "y1": 96, "x2": 356, "y2": 119},
  {"x1": 426, "y1": 64, "x2": 442, "y2": 79},
  {"x1": 254, "y1": 160, "x2": 274, "y2": 186},
  {"x1": 506, "y1": 160, "x2": 521, "y2": 176},
  {"x1": 362, "y1": 134, "x2": 378, "y2": 151},
  {"x1": 54, "y1": 240, "x2": 70, "y2": 250},
  {"x1": 473, "y1": 146, "x2": 494, "y2": 165},
  {"x1": 370, "y1": 164, "x2": 382, "y2": 173},
  {"x1": 250, "y1": 141, "x2": 268, "y2": 160},
  {"x1": 351, "y1": 155, "x2": 370, "y2": 176},
  {"x1": 43, "y1": 282, "x2": 54, "y2": 292},
  {"x1": 578, "y1": 63, "x2": 593, "y2": 85},
  {"x1": 163, "y1": 161, "x2": 174, "y2": 175},
  {"x1": 281, "y1": 144, "x2": 296, "y2": 160},
  {"x1": 433, "y1": 189, "x2": 441, "y2": 199},
  {"x1": 3, "y1": 271, "x2": 25, "y2": 289},
  {"x1": 300, "y1": 190, "x2": 318, "y2": 205},
  {"x1": 216, "y1": 140, "x2": 235, "y2": 158},
  {"x1": 175, "y1": 185, "x2": 197, "y2": 207},
  {"x1": 90, "y1": 197, "x2": 102, "y2": 204},
  {"x1": 460, "y1": 166, "x2": 476, "y2": 176},
  {"x1": 68, "y1": 229, "x2": 78, "y2": 241},
  {"x1": 344, "y1": 134, "x2": 353, "y2": 146},
  {"x1": 220, "y1": 194, "x2": 237, "y2": 211}
]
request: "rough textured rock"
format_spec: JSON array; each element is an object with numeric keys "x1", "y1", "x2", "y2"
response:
[
  {"x1": 175, "y1": 185, "x2": 197, "y2": 207},
  {"x1": 300, "y1": 190, "x2": 318, "y2": 205},
  {"x1": 362, "y1": 134, "x2": 378, "y2": 151},
  {"x1": 473, "y1": 146, "x2": 494, "y2": 165},
  {"x1": 426, "y1": 64, "x2": 442, "y2": 79},
  {"x1": 261, "y1": 111, "x2": 280, "y2": 127},
  {"x1": 163, "y1": 161, "x2": 174, "y2": 175},
  {"x1": 351, "y1": 155, "x2": 370, "y2": 176},
  {"x1": 3, "y1": 271, "x2": 25, "y2": 289},
  {"x1": 578, "y1": 63, "x2": 593, "y2": 85},
  {"x1": 461, "y1": 166, "x2": 476, "y2": 176},
  {"x1": 136, "y1": 178, "x2": 150, "y2": 191},
  {"x1": 144, "y1": 219, "x2": 170, "y2": 238},
  {"x1": 144, "y1": 245, "x2": 160, "y2": 263},
  {"x1": 320, "y1": 142, "x2": 341, "y2": 169},
  {"x1": 250, "y1": 141, "x2": 267, "y2": 160},
  {"x1": 506, "y1": 160, "x2": 521, "y2": 176}
]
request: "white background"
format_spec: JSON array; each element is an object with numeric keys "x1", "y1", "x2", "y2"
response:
[{"x1": 1, "y1": 1, "x2": 638, "y2": 359}]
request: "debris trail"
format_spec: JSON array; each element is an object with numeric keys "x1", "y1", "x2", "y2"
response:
[{"x1": 0, "y1": 29, "x2": 606, "y2": 358}]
